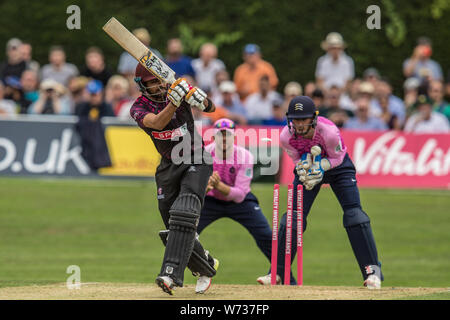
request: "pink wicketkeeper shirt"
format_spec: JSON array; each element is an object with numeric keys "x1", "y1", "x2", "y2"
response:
[
  {"x1": 280, "y1": 116, "x2": 347, "y2": 169},
  {"x1": 204, "y1": 143, "x2": 254, "y2": 203}
]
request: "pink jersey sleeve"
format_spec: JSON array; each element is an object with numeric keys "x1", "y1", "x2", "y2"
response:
[
  {"x1": 280, "y1": 126, "x2": 301, "y2": 163},
  {"x1": 225, "y1": 147, "x2": 253, "y2": 203},
  {"x1": 316, "y1": 118, "x2": 347, "y2": 168}
]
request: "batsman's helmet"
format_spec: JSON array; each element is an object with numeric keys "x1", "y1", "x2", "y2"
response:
[
  {"x1": 134, "y1": 63, "x2": 157, "y2": 82},
  {"x1": 134, "y1": 63, "x2": 167, "y2": 103}
]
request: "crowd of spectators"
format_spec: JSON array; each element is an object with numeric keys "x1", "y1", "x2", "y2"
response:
[{"x1": 1, "y1": 30, "x2": 449, "y2": 133}]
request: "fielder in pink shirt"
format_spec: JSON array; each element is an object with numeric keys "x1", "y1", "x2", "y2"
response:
[
  {"x1": 257, "y1": 96, "x2": 383, "y2": 289},
  {"x1": 198, "y1": 118, "x2": 273, "y2": 279}
]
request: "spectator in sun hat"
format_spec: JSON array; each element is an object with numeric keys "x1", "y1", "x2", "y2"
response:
[
  {"x1": 233, "y1": 43, "x2": 278, "y2": 101},
  {"x1": 28, "y1": 78, "x2": 72, "y2": 115},
  {"x1": 214, "y1": 80, "x2": 247, "y2": 124},
  {"x1": 315, "y1": 32, "x2": 354, "y2": 91}
]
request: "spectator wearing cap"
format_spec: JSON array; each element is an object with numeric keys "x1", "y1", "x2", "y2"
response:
[
  {"x1": 165, "y1": 38, "x2": 195, "y2": 78},
  {"x1": 0, "y1": 38, "x2": 27, "y2": 82},
  {"x1": 403, "y1": 77, "x2": 421, "y2": 113},
  {"x1": 20, "y1": 42, "x2": 40, "y2": 73},
  {"x1": 0, "y1": 82, "x2": 17, "y2": 115},
  {"x1": 428, "y1": 80, "x2": 450, "y2": 120},
  {"x1": 40, "y1": 46, "x2": 79, "y2": 86},
  {"x1": 404, "y1": 95, "x2": 449, "y2": 133},
  {"x1": 117, "y1": 28, "x2": 162, "y2": 77},
  {"x1": 363, "y1": 68, "x2": 380, "y2": 88},
  {"x1": 244, "y1": 74, "x2": 283, "y2": 124},
  {"x1": 81, "y1": 47, "x2": 112, "y2": 87},
  {"x1": 358, "y1": 81, "x2": 379, "y2": 113},
  {"x1": 3, "y1": 76, "x2": 31, "y2": 114},
  {"x1": 20, "y1": 69, "x2": 39, "y2": 103},
  {"x1": 315, "y1": 32, "x2": 355, "y2": 91},
  {"x1": 28, "y1": 79, "x2": 71, "y2": 115},
  {"x1": 105, "y1": 75, "x2": 134, "y2": 119},
  {"x1": 74, "y1": 79, "x2": 114, "y2": 118},
  {"x1": 344, "y1": 96, "x2": 388, "y2": 131},
  {"x1": 233, "y1": 44, "x2": 278, "y2": 101},
  {"x1": 372, "y1": 78, "x2": 406, "y2": 125},
  {"x1": 192, "y1": 43, "x2": 226, "y2": 93},
  {"x1": 214, "y1": 81, "x2": 247, "y2": 124},
  {"x1": 403, "y1": 37, "x2": 443, "y2": 82}
]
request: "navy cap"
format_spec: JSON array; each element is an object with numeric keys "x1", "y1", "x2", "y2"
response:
[
  {"x1": 286, "y1": 96, "x2": 317, "y2": 119},
  {"x1": 244, "y1": 44, "x2": 260, "y2": 55},
  {"x1": 4, "y1": 76, "x2": 22, "y2": 89},
  {"x1": 86, "y1": 79, "x2": 103, "y2": 94}
]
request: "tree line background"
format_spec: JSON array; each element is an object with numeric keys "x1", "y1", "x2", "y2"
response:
[{"x1": 0, "y1": 0, "x2": 449, "y2": 96}]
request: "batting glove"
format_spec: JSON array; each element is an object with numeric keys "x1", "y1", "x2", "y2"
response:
[
  {"x1": 186, "y1": 87, "x2": 207, "y2": 111},
  {"x1": 167, "y1": 78, "x2": 190, "y2": 107}
]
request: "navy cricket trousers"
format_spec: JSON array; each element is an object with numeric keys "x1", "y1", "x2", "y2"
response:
[
  {"x1": 276, "y1": 153, "x2": 364, "y2": 284},
  {"x1": 198, "y1": 193, "x2": 273, "y2": 262}
]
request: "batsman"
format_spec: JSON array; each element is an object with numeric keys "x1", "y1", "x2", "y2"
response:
[
  {"x1": 130, "y1": 63, "x2": 219, "y2": 295},
  {"x1": 258, "y1": 96, "x2": 383, "y2": 289}
]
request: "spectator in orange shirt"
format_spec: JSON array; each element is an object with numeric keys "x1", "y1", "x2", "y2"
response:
[{"x1": 233, "y1": 44, "x2": 278, "y2": 101}]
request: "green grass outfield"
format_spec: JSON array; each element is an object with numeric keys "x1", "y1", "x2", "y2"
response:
[{"x1": 0, "y1": 177, "x2": 449, "y2": 298}]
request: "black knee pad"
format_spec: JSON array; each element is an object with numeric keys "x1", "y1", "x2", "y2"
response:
[
  {"x1": 160, "y1": 193, "x2": 202, "y2": 285},
  {"x1": 343, "y1": 207, "x2": 370, "y2": 228},
  {"x1": 169, "y1": 193, "x2": 201, "y2": 230}
]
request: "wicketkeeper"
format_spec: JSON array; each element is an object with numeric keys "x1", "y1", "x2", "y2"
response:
[
  {"x1": 129, "y1": 63, "x2": 219, "y2": 295},
  {"x1": 257, "y1": 96, "x2": 383, "y2": 289}
]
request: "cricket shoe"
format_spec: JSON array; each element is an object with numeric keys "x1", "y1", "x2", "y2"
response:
[
  {"x1": 155, "y1": 276, "x2": 175, "y2": 295},
  {"x1": 195, "y1": 258, "x2": 219, "y2": 294},
  {"x1": 364, "y1": 274, "x2": 381, "y2": 289},
  {"x1": 256, "y1": 273, "x2": 281, "y2": 285}
]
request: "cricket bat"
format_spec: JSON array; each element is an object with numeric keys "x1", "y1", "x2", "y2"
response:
[{"x1": 102, "y1": 17, "x2": 176, "y2": 84}]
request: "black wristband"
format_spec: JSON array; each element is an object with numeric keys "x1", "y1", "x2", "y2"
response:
[{"x1": 204, "y1": 98, "x2": 213, "y2": 112}]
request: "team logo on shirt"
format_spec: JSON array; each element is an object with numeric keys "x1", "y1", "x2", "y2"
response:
[
  {"x1": 229, "y1": 167, "x2": 235, "y2": 174},
  {"x1": 152, "y1": 123, "x2": 188, "y2": 140}
]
